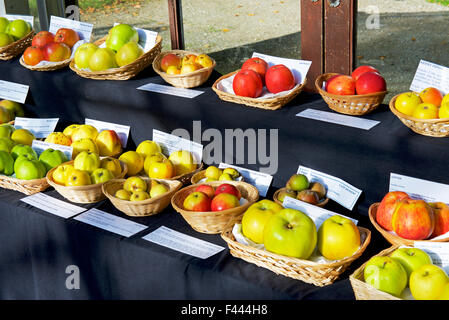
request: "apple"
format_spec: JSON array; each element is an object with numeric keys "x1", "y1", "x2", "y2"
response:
[
  {"x1": 0, "y1": 32, "x2": 13, "y2": 47},
  {"x1": 410, "y1": 264, "x2": 449, "y2": 300},
  {"x1": 11, "y1": 144, "x2": 37, "y2": 160},
  {"x1": 38, "y1": 148, "x2": 68, "y2": 172},
  {"x1": 74, "y1": 151, "x2": 100, "y2": 174},
  {"x1": 71, "y1": 124, "x2": 99, "y2": 142},
  {"x1": 205, "y1": 166, "x2": 222, "y2": 180},
  {"x1": 144, "y1": 154, "x2": 174, "y2": 179},
  {"x1": 115, "y1": 41, "x2": 143, "y2": 67},
  {"x1": 277, "y1": 189, "x2": 297, "y2": 203},
  {"x1": 44, "y1": 132, "x2": 72, "y2": 146},
  {"x1": 363, "y1": 256, "x2": 408, "y2": 297},
  {"x1": 105, "y1": 24, "x2": 138, "y2": 52},
  {"x1": 419, "y1": 87, "x2": 443, "y2": 107},
  {"x1": 376, "y1": 191, "x2": 410, "y2": 231},
  {"x1": 130, "y1": 190, "x2": 150, "y2": 202},
  {"x1": 136, "y1": 140, "x2": 161, "y2": 158},
  {"x1": 355, "y1": 72, "x2": 387, "y2": 95},
  {"x1": 63, "y1": 124, "x2": 80, "y2": 139},
  {"x1": 317, "y1": 215, "x2": 360, "y2": 260},
  {"x1": 14, "y1": 155, "x2": 46, "y2": 180},
  {"x1": 115, "y1": 189, "x2": 131, "y2": 200},
  {"x1": 118, "y1": 151, "x2": 144, "y2": 176},
  {"x1": 390, "y1": 247, "x2": 432, "y2": 280},
  {"x1": 183, "y1": 191, "x2": 212, "y2": 212},
  {"x1": 100, "y1": 157, "x2": 122, "y2": 177},
  {"x1": 52, "y1": 164, "x2": 75, "y2": 185},
  {"x1": 166, "y1": 65, "x2": 181, "y2": 75},
  {"x1": 286, "y1": 174, "x2": 309, "y2": 191},
  {"x1": 309, "y1": 182, "x2": 326, "y2": 199},
  {"x1": 43, "y1": 42, "x2": 71, "y2": 62},
  {"x1": 149, "y1": 183, "x2": 169, "y2": 198},
  {"x1": 391, "y1": 199, "x2": 435, "y2": 240},
  {"x1": 326, "y1": 75, "x2": 356, "y2": 95},
  {"x1": 168, "y1": 150, "x2": 197, "y2": 176},
  {"x1": 214, "y1": 183, "x2": 241, "y2": 199},
  {"x1": 241, "y1": 57, "x2": 268, "y2": 84},
  {"x1": 123, "y1": 176, "x2": 147, "y2": 193},
  {"x1": 296, "y1": 190, "x2": 320, "y2": 205},
  {"x1": 412, "y1": 103, "x2": 439, "y2": 119},
  {"x1": 395, "y1": 92, "x2": 422, "y2": 116},
  {"x1": 74, "y1": 43, "x2": 98, "y2": 69},
  {"x1": 180, "y1": 63, "x2": 200, "y2": 74},
  {"x1": 263, "y1": 208, "x2": 317, "y2": 259},
  {"x1": 32, "y1": 31, "x2": 55, "y2": 48},
  {"x1": 8, "y1": 19, "x2": 31, "y2": 40},
  {"x1": 232, "y1": 69, "x2": 263, "y2": 98},
  {"x1": 0, "y1": 100, "x2": 24, "y2": 118},
  {"x1": 265, "y1": 64, "x2": 296, "y2": 94},
  {"x1": 211, "y1": 193, "x2": 240, "y2": 212},
  {"x1": 160, "y1": 53, "x2": 182, "y2": 72},
  {"x1": 0, "y1": 137, "x2": 15, "y2": 152},
  {"x1": 54, "y1": 28, "x2": 80, "y2": 48},
  {"x1": 439, "y1": 102, "x2": 449, "y2": 119},
  {"x1": 429, "y1": 202, "x2": 449, "y2": 238},
  {"x1": 66, "y1": 169, "x2": 92, "y2": 186},
  {"x1": 0, "y1": 150, "x2": 14, "y2": 176},
  {"x1": 223, "y1": 168, "x2": 240, "y2": 179},
  {"x1": 195, "y1": 54, "x2": 214, "y2": 68},
  {"x1": 143, "y1": 152, "x2": 166, "y2": 174},
  {"x1": 0, "y1": 17, "x2": 9, "y2": 33},
  {"x1": 89, "y1": 47, "x2": 117, "y2": 71},
  {"x1": 218, "y1": 173, "x2": 233, "y2": 181},
  {"x1": 181, "y1": 54, "x2": 197, "y2": 66},
  {"x1": 71, "y1": 138, "x2": 99, "y2": 158},
  {"x1": 90, "y1": 168, "x2": 114, "y2": 184},
  {"x1": 95, "y1": 129, "x2": 122, "y2": 157},
  {"x1": 439, "y1": 282, "x2": 449, "y2": 300},
  {"x1": 0, "y1": 106, "x2": 13, "y2": 124},
  {"x1": 194, "y1": 184, "x2": 215, "y2": 198},
  {"x1": 351, "y1": 65, "x2": 379, "y2": 81},
  {"x1": 0, "y1": 123, "x2": 15, "y2": 138},
  {"x1": 241, "y1": 199, "x2": 283, "y2": 244},
  {"x1": 324, "y1": 75, "x2": 339, "y2": 92}
]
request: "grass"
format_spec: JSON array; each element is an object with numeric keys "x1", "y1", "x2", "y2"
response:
[
  {"x1": 427, "y1": 0, "x2": 449, "y2": 5},
  {"x1": 78, "y1": 0, "x2": 127, "y2": 10}
]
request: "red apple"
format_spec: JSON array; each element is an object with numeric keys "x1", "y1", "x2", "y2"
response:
[
  {"x1": 351, "y1": 65, "x2": 379, "y2": 81},
  {"x1": 429, "y1": 202, "x2": 449, "y2": 238},
  {"x1": 265, "y1": 64, "x2": 295, "y2": 94},
  {"x1": 215, "y1": 183, "x2": 241, "y2": 199},
  {"x1": 160, "y1": 53, "x2": 182, "y2": 72},
  {"x1": 183, "y1": 191, "x2": 211, "y2": 212},
  {"x1": 194, "y1": 184, "x2": 215, "y2": 199},
  {"x1": 241, "y1": 57, "x2": 268, "y2": 84},
  {"x1": 211, "y1": 193, "x2": 240, "y2": 212},
  {"x1": 232, "y1": 69, "x2": 263, "y2": 98},
  {"x1": 32, "y1": 31, "x2": 55, "y2": 48},
  {"x1": 54, "y1": 28, "x2": 80, "y2": 48},
  {"x1": 324, "y1": 74, "x2": 339, "y2": 91},
  {"x1": 376, "y1": 191, "x2": 410, "y2": 231},
  {"x1": 391, "y1": 199, "x2": 435, "y2": 240},
  {"x1": 23, "y1": 46, "x2": 45, "y2": 66},
  {"x1": 43, "y1": 42, "x2": 71, "y2": 62},
  {"x1": 355, "y1": 72, "x2": 387, "y2": 95},
  {"x1": 326, "y1": 75, "x2": 356, "y2": 95}
]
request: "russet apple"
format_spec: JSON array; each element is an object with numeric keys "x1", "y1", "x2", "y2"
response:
[
  {"x1": 95, "y1": 129, "x2": 122, "y2": 157},
  {"x1": 410, "y1": 264, "x2": 449, "y2": 300},
  {"x1": 277, "y1": 189, "x2": 297, "y2": 203},
  {"x1": 183, "y1": 191, "x2": 211, "y2": 212},
  {"x1": 296, "y1": 190, "x2": 320, "y2": 205},
  {"x1": 391, "y1": 198, "x2": 435, "y2": 240},
  {"x1": 74, "y1": 151, "x2": 100, "y2": 175},
  {"x1": 364, "y1": 256, "x2": 408, "y2": 297},
  {"x1": 429, "y1": 202, "x2": 449, "y2": 238},
  {"x1": 309, "y1": 182, "x2": 326, "y2": 199},
  {"x1": 118, "y1": 151, "x2": 144, "y2": 176},
  {"x1": 194, "y1": 184, "x2": 215, "y2": 198},
  {"x1": 210, "y1": 192, "x2": 240, "y2": 212},
  {"x1": 376, "y1": 191, "x2": 410, "y2": 231}
]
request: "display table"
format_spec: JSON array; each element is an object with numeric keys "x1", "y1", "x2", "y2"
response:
[{"x1": 0, "y1": 56, "x2": 447, "y2": 300}]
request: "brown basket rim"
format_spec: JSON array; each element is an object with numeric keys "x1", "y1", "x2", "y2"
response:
[
  {"x1": 19, "y1": 55, "x2": 72, "y2": 71},
  {"x1": 0, "y1": 30, "x2": 35, "y2": 53},
  {"x1": 273, "y1": 187, "x2": 329, "y2": 208}
]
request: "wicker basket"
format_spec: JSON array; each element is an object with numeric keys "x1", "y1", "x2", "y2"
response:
[
  {"x1": 190, "y1": 169, "x2": 244, "y2": 184},
  {"x1": 0, "y1": 30, "x2": 34, "y2": 61},
  {"x1": 46, "y1": 158, "x2": 128, "y2": 203},
  {"x1": 69, "y1": 34, "x2": 162, "y2": 80},
  {"x1": 0, "y1": 174, "x2": 49, "y2": 195},
  {"x1": 389, "y1": 94, "x2": 449, "y2": 137},
  {"x1": 369, "y1": 202, "x2": 449, "y2": 246},
  {"x1": 171, "y1": 162, "x2": 204, "y2": 186},
  {"x1": 212, "y1": 70, "x2": 306, "y2": 110},
  {"x1": 152, "y1": 50, "x2": 216, "y2": 88},
  {"x1": 273, "y1": 187, "x2": 329, "y2": 208},
  {"x1": 315, "y1": 73, "x2": 388, "y2": 116},
  {"x1": 171, "y1": 180, "x2": 259, "y2": 234},
  {"x1": 102, "y1": 177, "x2": 182, "y2": 217},
  {"x1": 221, "y1": 217, "x2": 371, "y2": 286},
  {"x1": 349, "y1": 245, "x2": 403, "y2": 300},
  {"x1": 19, "y1": 55, "x2": 72, "y2": 71}
]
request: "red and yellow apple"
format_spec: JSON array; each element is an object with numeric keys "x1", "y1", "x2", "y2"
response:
[
  {"x1": 194, "y1": 184, "x2": 215, "y2": 198},
  {"x1": 391, "y1": 198, "x2": 435, "y2": 240},
  {"x1": 326, "y1": 75, "x2": 356, "y2": 95},
  {"x1": 183, "y1": 191, "x2": 211, "y2": 212},
  {"x1": 23, "y1": 45, "x2": 45, "y2": 66},
  {"x1": 214, "y1": 183, "x2": 241, "y2": 199},
  {"x1": 43, "y1": 42, "x2": 71, "y2": 62},
  {"x1": 429, "y1": 202, "x2": 449, "y2": 238},
  {"x1": 54, "y1": 28, "x2": 80, "y2": 48},
  {"x1": 210, "y1": 192, "x2": 240, "y2": 212},
  {"x1": 419, "y1": 87, "x2": 443, "y2": 107},
  {"x1": 31, "y1": 31, "x2": 55, "y2": 48},
  {"x1": 161, "y1": 53, "x2": 182, "y2": 72},
  {"x1": 376, "y1": 191, "x2": 410, "y2": 231},
  {"x1": 95, "y1": 129, "x2": 122, "y2": 157}
]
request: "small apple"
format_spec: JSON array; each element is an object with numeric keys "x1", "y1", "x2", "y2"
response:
[
  {"x1": 130, "y1": 190, "x2": 150, "y2": 202},
  {"x1": 115, "y1": 188, "x2": 131, "y2": 200},
  {"x1": 74, "y1": 43, "x2": 98, "y2": 69},
  {"x1": 376, "y1": 191, "x2": 410, "y2": 231},
  {"x1": 100, "y1": 157, "x2": 122, "y2": 177},
  {"x1": 0, "y1": 150, "x2": 14, "y2": 176},
  {"x1": 123, "y1": 176, "x2": 147, "y2": 193},
  {"x1": 143, "y1": 152, "x2": 167, "y2": 175},
  {"x1": 166, "y1": 65, "x2": 180, "y2": 75},
  {"x1": 149, "y1": 183, "x2": 169, "y2": 198},
  {"x1": 309, "y1": 182, "x2": 326, "y2": 199},
  {"x1": 223, "y1": 168, "x2": 240, "y2": 179},
  {"x1": 181, "y1": 54, "x2": 197, "y2": 65},
  {"x1": 0, "y1": 17, "x2": 9, "y2": 33},
  {"x1": 363, "y1": 256, "x2": 408, "y2": 297},
  {"x1": 0, "y1": 100, "x2": 24, "y2": 118},
  {"x1": 232, "y1": 69, "x2": 263, "y2": 98},
  {"x1": 106, "y1": 24, "x2": 138, "y2": 52},
  {"x1": 168, "y1": 150, "x2": 197, "y2": 176},
  {"x1": 194, "y1": 184, "x2": 215, "y2": 198},
  {"x1": 8, "y1": 19, "x2": 31, "y2": 40},
  {"x1": 390, "y1": 247, "x2": 432, "y2": 280},
  {"x1": 52, "y1": 164, "x2": 75, "y2": 185},
  {"x1": 91, "y1": 168, "x2": 114, "y2": 184},
  {"x1": 241, "y1": 57, "x2": 268, "y2": 84},
  {"x1": 214, "y1": 183, "x2": 241, "y2": 199},
  {"x1": 38, "y1": 148, "x2": 68, "y2": 172},
  {"x1": 95, "y1": 129, "x2": 122, "y2": 157},
  {"x1": 32, "y1": 31, "x2": 55, "y2": 48},
  {"x1": 439, "y1": 102, "x2": 449, "y2": 119},
  {"x1": 277, "y1": 189, "x2": 297, "y2": 203},
  {"x1": 73, "y1": 151, "x2": 100, "y2": 174},
  {"x1": 210, "y1": 193, "x2": 240, "y2": 211},
  {"x1": 395, "y1": 92, "x2": 422, "y2": 116},
  {"x1": 265, "y1": 64, "x2": 296, "y2": 94},
  {"x1": 144, "y1": 155, "x2": 174, "y2": 179},
  {"x1": 429, "y1": 202, "x2": 449, "y2": 238},
  {"x1": 160, "y1": 53, "x2": 182, "y2": 72},
  {"x1": 43, "y1": 42, "x2": 71, "y2": 62},
  {"x1": 10, "y1": 144, "x2": 37, "y2": 160},
  {"x1": 183, "y1": 191, "x2": 212, "y2": 212},
  {"x1": 71, "y1": 138, "x2": 99, "y2": 158},
  {"x1": 118, "y1": 151, "x2": 144, "y2": 176},
  {"x1": 0, "y1": 123, "x2": 15, "y2": 138},
  {"x1": 195, "y1": 54, "x2": 214, "y2": 68},
  {"x1": 391, "y1": 198, "x2": 435, "y2": 240},
  {"x1": 63, "y1": 124, "x2": 81, "y2": 139},
  {"x1": 11, "y1": 128, "x2": 35, "y2": 146},
  {"x1": 296, "y1": 190, "x2": 320, "y2": 205},
  {"x1": 54, "y1": 28, "x2": 80, "y2": 48},
  {"x1": 419, "y1": 87, "x2": 443, "y2": 107},
  {"x1": 89, "y1": 47, "x2": 117, "y2": 71},
  {"x1": 180, "y1": 63, "x2": 200, "y2": 74},
  {"x1": 439, "y1": 282, "x2": 449, "y2": 300},
  {"x1": 205, "y1": 166, "x2": 222, "y2": 180},
  {"x1": 136, "y1": 140, "x2": 161, "y2": 158},
  {"x1": 23, "y1": 45, "x2": 45, "y2": 65},
  {"x1": 218, "y1": 173, "x2": 233, "y2": 181},
  {"x1": 66, "y1": 169, "x2": 92, "y2": 186},
  {"x1": 115, "y1": 41, "x2": 143, "y2": 67},
  {"x1": 410, "y1": 264, "x2": 449, "y2": 300},
  {"x1": 71, "y1": 124, "x2": 99, "y2": 142},
  {"x1": 0, "y1": 106, "x2": 13, "y2": 124},
  {"x1": 286, "y1": 174, "x2": 309, "y2": 192},
  {"x1": 0, "y1": 32, "x2": 13, "y2": 47},
  {"x1": 326, "y1": 75, "x2": 356, "y2": 95},
  {"x1": 0, "y1": 137, "x2": 15, "y2": 153},
  {"x1": 412, "y1": 103, "x2": 439, "y2": 119}
]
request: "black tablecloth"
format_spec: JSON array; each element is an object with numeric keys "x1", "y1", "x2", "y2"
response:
[{"x1": 0, "y1": 56, "x2": 448, "y2": 300}]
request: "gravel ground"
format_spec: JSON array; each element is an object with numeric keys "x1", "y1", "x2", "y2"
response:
[{"x1": 79, "y1": 0, "x2": 449, "y2": 99}]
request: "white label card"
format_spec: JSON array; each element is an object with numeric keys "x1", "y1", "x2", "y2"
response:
[
  {"x1": 282, "y1": 196, "x2": 358, "y2": 229},
  {"x1": 4, "y1": 14, "x2": 34, "y2": 26},
  {"x1": 48, "y1": 15, "x2": 93, "y2": 41},
  {"x1": 152, "y1": 129, "x2": 203, "y2": 164},
  {"x1": 0, "y1": 80, "x2": 29, "y2": 104},
  {"x1": 251, "y1": 52, "x2": 311, "y2": 85},
  {"x1": 218, "y1": 163, "x2": 272, "y2": 197},
  {"x1": 74, "y1": 208, "x2": 147, "y2": 237},
  {"x1": 137, "y1": 83, "x2": 205, "y2": 99},
  {"x1": 410, "y1": 60, "x2": 449, "y2": 95},
  {"x1": 142, "y1": 226, "x2": 225, "y2": 259},
  {"x1": 31, "y1": 140, "x2": 73, "y2": 160},
  {"x1": 296, "y1": 109, "x2": 380, "y2": 130},
  {"x1": 297, "y1": 165, "x2": 362, "y2": 211},
  {"x1": 414, "y1": 242, "x2": 449, "y2": 272},
  {"x1": 21, "y1": 193, "x2": 86, "y2": 219},
  {"x1": 85, "y1": 118, "x2": 130, "y2": 148},
  {"x1": 389, "y1": 173, "x2": 449, "y2": 204},
  {"x1": 14, "y1": 117, "x2": 58, "y2": 138}
]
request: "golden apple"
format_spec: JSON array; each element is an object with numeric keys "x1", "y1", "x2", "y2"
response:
[
  {"x1": 100, "y1": 157, "x2": 122, "y2": 177},
  {"x1": 136, "y1": 140, "x2": 162, "y2": 158},
  {"x1": 166, "y1": 65, "x2": 181, "y2": 75},
  {"x1": 0, "y1": 106, "x2": 14, "y2": 124},
  {"x1": 180, "y1": 63, "x2": 200, "y2": 75},
  {"x1": 146, "y1": 157, "x2": 174, "y2": 179},
  {"x1": 149, "y1": 183, "x2": 169, "y2": 198},
  {"x1": 71, "y1": 138, "x2": 99, "y2": 159},
  {"x1": 130, "y1": 190, "x2": 150, "y2": 201},
  {"x1": 71, "y1": 124, "x2": 99, "y2": 142},
  {"x1": 123, "y1": 176, "x2": 147, "y2": 193},
  {"x1": 52, "y1": 164, "x2": 75, "y2": 185},
  {"x1": 95, "y1": 129, "x2": 122, "y2": 157},
  {"x1": 181, "y1": 54, "x2": 197, "y2": 66},
  {"x1": 168, "y1": 150, "x2": 197, "y2": 176},
  {"x1": 63, "y1": 124, "x2": 80, "y2": 139},
  {"x1": 143, "y1": 152, "x2": 167, "y2": 175},
  {"x1": 205, "y1": 166, "x2": 222, "y2": 180},
  {"x1": 74, "y1": 151, "x2": 100, "y2": 174},
  {"x1": 439, "y1": 101, "x2": 449, "y2": 119},
  {"x1": 195, "y1": 54, "x2": 213, "y2": 68},
  {"x1": 66, "y1": 169, "x2": 92, "y2": 186},
  {"x1": 11, "y1": 128, "x2": 35, "y2": 146},
  {"x1": 223, "y1": 168, "x2": 240, "y2": 179},
  {"x1": 412, "y1": 103, "x2": 439, "y2": 119},
  {"x1": 218, "y1": 173, "x2": 233, "y2": 181},
  {"x1": 119, "y1": 151, "x2": 144, "y2": 176},
  {"x1": 115, "y1": 188, "x2": 131, "y2": 200}
]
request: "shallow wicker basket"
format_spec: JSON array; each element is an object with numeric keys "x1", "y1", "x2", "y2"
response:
[
  {"x1": 19, "y1": 55, "x2": 72, "y2": 71},
  {"x1": 0, "y1": 30, "x2": 34, "y2": 61},
  {"x1": 171, "y1": 180, "x2": 259, "y2": 234},
  {"x1": 46, "y1": 158, "x2": 128, "y2": 203},
  {"x1": 152, "y1": 50, "x2": 216, "y2": 88},
  {"x1": 389, "y1": 94, "x2": 449, "y2": 137},
  {"x1": 273, "y1": 187, "x2": 329, "y2": 208},
  {"x1": 212, "y1": 70, "x2": 306, "y2": 110},
  {"x1": 69, "y1": 34, "x2": 162, "y2": 80},
  {"x1": 190, "y1": 169, "x2": 244, "y2": 184},
  {"x1": 102, "y1": 177, "x2": 182, "y2": 217},
  {"x1": 0, "y1": 174, "x2": 49, "y2": 195},
  {"x1": 369, "y1": 202, "x2": 449, "y2": 246},
  {"x1": 221, "y1": 217, "x2": 371, "y2": 286},
  {"x1": 315, "y1": 73, "x2": 388, "y2": 116},
  {"x1": 349, "y1": 245, "x2": 402, "y2": 300},
  {"x1": 171, "y1": 162, "x2": 204, "y2": 186}
]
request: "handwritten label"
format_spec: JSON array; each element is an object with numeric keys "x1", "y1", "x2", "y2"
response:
[
  {"x1": 137, "y1": 83, "x2": 205, "y2": 99},
  {"x1": 410, "y1": 60, "x2": 449, "y2": 95},
  {"x1": 14, "y1": 117, "x2": 58, "y2": 138},
  {"x1": 85, "y1": 118, "x2": 130, "y2": 147},
  {"x1": 153, "y1": 129, "x2": 203, "y2": 164},
  {"x1": 0, "y1": 80, "x2": 29, "y2": 104},
  {"x1": 31, "y1": 140, "x2": 73, "y2": 160},
  {"x1": 296, "y1": 109, "x2": 380, "y2": 130},
  {"x1": 48, "y1": 15, "x2": 93, "y2": 41},
  {"x1": 21, "y1": 193, "x2": 86, "y2": 219},
  {"x1": 218, "y1": 163, "x2": 272, "y2": 197}
]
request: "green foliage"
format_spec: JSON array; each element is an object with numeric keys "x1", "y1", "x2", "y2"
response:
[
  {"x1": 427, "y1": 0, "x2": 449, "y2": 6},
  {"x1": 79, "y1": 0, "x2": 119, "y2": 10}
]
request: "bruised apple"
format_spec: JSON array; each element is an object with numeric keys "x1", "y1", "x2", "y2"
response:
[
  {"x1": 241, "y1": 57, "x2": 268, "y2": 84},
  {"x1": 23, "y1": 46, "x2": 44, "y2": 66},
  {"x1": 376, "y1": 191, "x2": 410, "y2": 231},
  {"x1": 265, "y1": 64, "x2": 295, "y2": 94},
  {"x1": 54, "y1": 28, "x2": 80, "y2": 48},
  {"x1": 43, "y1": 42, "x2": 71, "y2": 62},
  {"x1": 391, "y1": 199, "x2": 435, "y2": 240},
  {"x1": 326, "y1": 75, "x2": 356, "y2": 95},
  {"x1": 233, "y1": 69, "x2": 263, "y2": 98}
]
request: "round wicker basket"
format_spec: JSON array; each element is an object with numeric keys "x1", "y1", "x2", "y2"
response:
[
  {"x1": 0, "y1": 30, "x2": 34, "y2": 61},
  {"x1": 273, "y1": 187, "x2": 329, "y2": 208},
  {"x1": 102, "y1": 177, "x2": 182, "y2": 217},
  {"x1": 170, "y1": 162, "x2": 204, "y2": 186},
  {"x1": 19, "y1": 55, "x2": 72, "y2": 71},
  {"x1": 171, "y1": 180, "x2": 259, "y2": 234},
  {"x1": 0, "y1": 174, "x2": 49, "y2": 195},
  {"x1": 315, "y1": 73, "x2": 388, "y2": 116},
  {"x1": 152, "y1": 50, "x2": 216, "y2": 88},
  {"x1": 389, "y1": 93, "x2": 449, "y2": 137}
]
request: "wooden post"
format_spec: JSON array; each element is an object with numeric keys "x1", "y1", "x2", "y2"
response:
[{"x1": 167, "y1": 0, "x2": 184, "y2": 50}]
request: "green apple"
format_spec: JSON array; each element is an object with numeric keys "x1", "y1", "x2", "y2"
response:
[
  {"x1": 130, "y1": 190, "x2": 150, "y2": 202},
  {"x1": 89, "y1": 47, "x2": 117, "y2": 71},
  {"x1": 149, "y1": 183, "x2": 168, "y2": 198},
  {"x1": 390, "y1": 247, "x2": 432, "y2": 280},
  {"x1": 0, "y1": 150, "x2": 14, "y2": 176},
  {"x1": 90, "y1": 168, "x2": 114, "y2": 184},
  {"x1": 14, "y1": 154, "x2": 46, "y2": 180},
  {"x1": 0, "y1": 123, "x2": 15, "y2": 138},
  {"x1": 263, "y1": 208, "x2": 317, "y2": 259},
  {"x1": 410, "y1": 264, "x2": 449, "y2": 300},
  {"x1": 241, "y1": 199, "x2": 283, "y2": 244},
  {"x1": 7, "y1": 19, "x2": 31, "y2": 40},
  {"x1": 364, "y1": 256, "x2": 408, "y2": 297},
  {"x1": 0, "y1": 137, "x2": 15, "y2": 152},
  {"x1": 115, "y1": 41, "x2": 143, "y2": 67},
  {"x1": 74, "y1": 43, "x2": 98, "y2": 69},
  {"x1": 74, "y1": 151, "x2": 100, "y2": 174},
  {"x1": 0, "y1": 17, "x2": 10, "y2": 33},
  {"x1": 317, "y1": 215, "x2": 361, "y2": 260},
  {"x1": 286, "y1": 174, "x2": 309, "y2": 192},
  {"x1": 277, "y1": 189, "x2": 297, "y2": 203},
  {"x1": 0, "y1": 32, "x2": 13, "y2": 47},
  {"x1": 0, "y1": 100, "x2": 25, "y2": 117},
  {"x1": 10, "y1": 144, "x2": 37, "y2": 160},
  {"x1": 105, "y1": 23, "x2": 139, "y2": 52},
  {"x1": 38, "y1": 148, "x2": 68, "y2": 172}
]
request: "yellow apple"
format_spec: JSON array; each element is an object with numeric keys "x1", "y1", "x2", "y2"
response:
[
  {"x1": 439, "y1": 282, "x2": 449, "y2": 300},
  {"x1": 71, "y1": 124, "x2": 99, "y2": 142},
  {"x1": 95, "y1": 129, "x2": 122, "y2": 157},
  {"x1": 168, "y1": 150, "x2": 197, "y2": 176},
  {"x1": 0, "y1": 100, "x2": 25, "y2": 118},
  {"x1": 146, "y1": 157, "x2": 174, "y2": 179},
  {"x1": 412, "y1": 103, "x2": 439, "y2": 119},
  {"x1": 205, "y1": 166, "x2": 222, "y2": 180},
  {"x1": 143, "y1": 152, "x2": 167, "y2": 175},
  {"x1": 52, "y1": 164, "x2": 75, "y2": 185},
  {"x1": 195, "y1": 54, "x2": 213, "y2": 68},
  {"x1": 74, "y1": 151, "x2": 100, "y2": 174},
  {"x1": 63, "y1": 124, "x2": 80, "y2": 139},
  {"x1": 118, "y1": 151, "x2": 144, "y2": 176},
  {"x1": 439, "y1": 101, "x2": 449, "y2": 119},
  {"x1": 66, "y1": 169, "x2": 92, "y2": 186},
  {"x1": 166, "y1": 65, "x2": 181, "y2": 75},
  {"x1": 218, "y1": 173, "x2": 233, "y2": 181},
  {"x1": 181, "y1": 54, "x2": 197, "y2": 66},
  {"x1": 180, "y1": 63, "x2": 200, "y2": 74},
  {"x1": 100, "y1": 157, "x2": 122, "y2": 177},
  {"x1": 130, "y1": 190, "x2": 150, "y2": 201},
  {"x1": 410, "y1": 264, "x2": 449, "y2": 300},
  {"x1": 71, "y1": 138, "x2": 99, "y2": 159},
  {"x1": 149, "y1": 183, "x2": 169, "y2": 198},
  {"x1": 223, "y1": 168, "x2": 240, "y2": 179},
  {"x1": 395, "y1": 92, "x2": 422, "y2": 116},
  {"x1": 0, "y1": 106, "x2": 14, "y2": 124},
  {"x1": 115, "y1": 188, "x2": 131, "y2": 200},
  {"x1": 44, "y1": 132, "x2": 72, "y2": 146},
  {"x1": 136, "y1": 140, "x2": 161, "y2": 158},
  {"x1": 123, "y1": 176, "x2": 147, "y2": 193},
  {"x1": 11, "y1": 128, "x2": 35, "y2": 146}
]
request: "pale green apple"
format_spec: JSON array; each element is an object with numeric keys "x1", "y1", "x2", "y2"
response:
[
  {"x1": 0, "y1": 137, "x2": 16, "y2": 153},
  {"x1": 410, "y1": 264, "x2": 449, "y2": 300},
  {"x1": 74, "y1": 151, "x2": 100, "y2": 174},
  {"x1": 7, "y1": 19, "x2": 31, "y2": 40},
  {"x1": 0, "y1": 150, "x2": 14, "y2": 176},
  {"x1": 115, "y1": 41, "x2": 143, "y2": 67},
  {"x1": 105, "y1": 24, "x2": 138, "y2": 52},
  {"x1": 149, "y1": 183, "x2": 168, "y2": 198},
  {"x1": 74, "y1": 43, "x2": 98, "y2": 69},
  {"x1": 90, "y1": 168, "x2": 114, "y2": 184},
  {"x1": 390, "y1": 247, "x2": 432, "y2": 280},
  {"x1": 364, "y1": 256, "x2": 408, "y2": 297},
  {"x1": 38, "y1": 148, "x2": 68, "y2": 172},
  {"x1": 0, "y1": 123, "x2": 15, "y2": 139},
  {"x1": 286, "y1": 174, "x2": 309, "y2": 191},
  {"x1": 0, "y1": 17, "x2": 10, "y2": 33},
  {"x1": 11, "y1": 144, "x2": 37, "y2": 160},
  {"x1": 89, "y1": 47, "x2": 117, "y2": 71},
  {"x1": 0, "y1": 32, "x2": 13, "y2": 47},
  {"x1": 14, "y1": 154, "x2": 46, "y2": 180}
]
